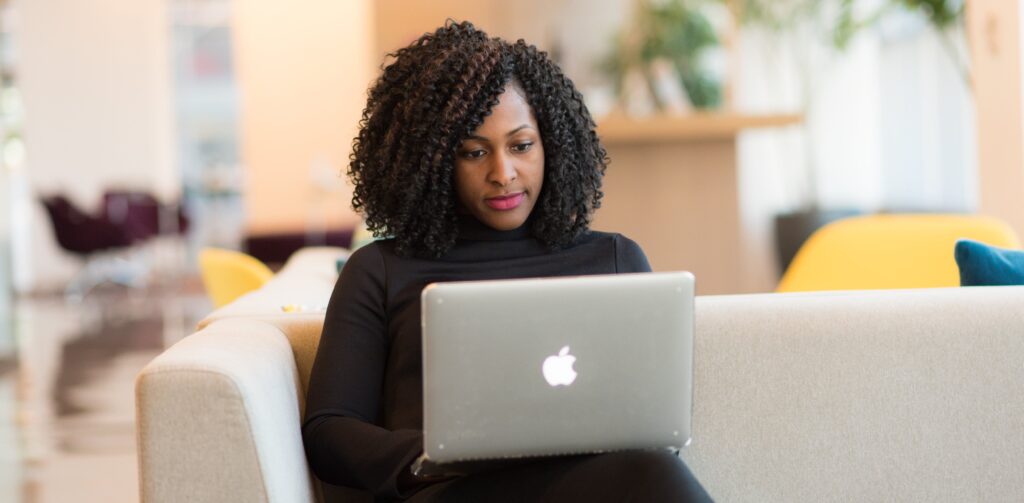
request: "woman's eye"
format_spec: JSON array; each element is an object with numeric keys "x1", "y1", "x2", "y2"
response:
[
  {"x1": 461, "y1": 149, "x2": 486, "y2": 160},
  {"x1": 512, "y1": 142, "x2": 533, "y2": 153}
]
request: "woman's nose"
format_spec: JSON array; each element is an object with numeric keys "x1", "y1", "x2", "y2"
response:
[{"x1": 487, "y1": 153, "x2": 517, "y2": 186}]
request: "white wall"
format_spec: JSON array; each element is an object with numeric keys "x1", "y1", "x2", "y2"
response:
[
  {"x1": 877, "y1": 14, "x2": 976, "y2": 212},
  {"x1": 373, "y1": 0, "x2": 631, "y2": 94},
  {"x1": 232, "y1": 0, "x2": 374, "y2": 235},
  {"x1": 15, "y1": 0, "x2": 175, "y2": 291}
]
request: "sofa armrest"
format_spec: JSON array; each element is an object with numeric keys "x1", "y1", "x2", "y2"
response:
[{"x1": 136, "y1": 318, "x2": 317, "y2": 503}]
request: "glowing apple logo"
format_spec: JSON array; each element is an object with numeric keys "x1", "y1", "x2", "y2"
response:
[{"x1": 542, "y1": 346, "x2": 578, "y2": 387}]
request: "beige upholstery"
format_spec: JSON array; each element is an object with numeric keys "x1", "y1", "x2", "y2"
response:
[
  {"x1": 136, "y1": 319, "x2": 316, "y2": 503},
  {"x1": 136, "y1": 247, "x2": 1024, "y2": 502},
  {"x1": 685, "y1": 288, "x2": 1024, "y2": 502}
]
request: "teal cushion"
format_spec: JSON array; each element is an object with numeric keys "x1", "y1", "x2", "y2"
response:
[{"x1": 954, "y1": 239, "x2": 1024, "y2": 286}]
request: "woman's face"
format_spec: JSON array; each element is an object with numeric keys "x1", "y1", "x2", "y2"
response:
[{"x1": 454, "y1": 85, "x2": 544, "y2": 231}]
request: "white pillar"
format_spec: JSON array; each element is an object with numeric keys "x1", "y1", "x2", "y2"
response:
[
  {"x1": 968, "y1": 0, "x2": 1024, "y2": 239},
  {"x1": 0, "y1": 169, "x2": 10, "y2": 310},
  {"x1": 16, "y1": 0, "x2": 176, "y2": 291}
]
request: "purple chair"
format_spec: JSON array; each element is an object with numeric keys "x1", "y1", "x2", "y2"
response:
[
  {"x1": 40, "y1": 194, "x2": 145, "y2": 298},
  {"x1": 102, "y1": 190, "x2": 190, "y2": 242},
  {"x1": 41, "y1": 195, "x2": 135, "y2": 253}
]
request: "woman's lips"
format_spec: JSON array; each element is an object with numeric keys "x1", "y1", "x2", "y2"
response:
[{"x1": 485, "y1": 192, "x2": 525, "y2": 211}]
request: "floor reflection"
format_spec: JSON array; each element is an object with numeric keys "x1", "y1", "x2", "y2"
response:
[{"x1": 0, "y1": 280, "x2": 209, "y2": 503}]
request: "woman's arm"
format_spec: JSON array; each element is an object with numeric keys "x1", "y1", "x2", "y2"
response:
[{"x1": 301, "y1": 244, "x2": 426, "y2": 499}]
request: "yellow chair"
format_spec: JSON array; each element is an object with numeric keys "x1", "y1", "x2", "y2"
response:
[
  {"x1": 776, "y1": 214, "x2": 1021, "y2": 293},
  {"x1": 198, "y1": 248, "x2": 275, "y2": 308}
]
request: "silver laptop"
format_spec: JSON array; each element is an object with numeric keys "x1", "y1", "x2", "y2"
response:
[{"x1": 418, "y1": 271, "x2": 695, "y2": 469}]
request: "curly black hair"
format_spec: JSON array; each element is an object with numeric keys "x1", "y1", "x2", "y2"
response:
[{"x1": 348, "y1": 20, "x2": 608, "y2": 258}]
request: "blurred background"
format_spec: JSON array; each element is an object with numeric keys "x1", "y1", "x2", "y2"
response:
[{"x1": 1, "y1": 0, "x2": 1021, "y2": 500}]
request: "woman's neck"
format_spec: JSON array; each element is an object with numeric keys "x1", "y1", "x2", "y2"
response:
[{"x1": 456, "y1": 213, "x2": 532, "y2": 241}]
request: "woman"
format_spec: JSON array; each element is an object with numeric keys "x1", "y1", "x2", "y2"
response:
[{"x1": 302, "y1": 21, "x2": 713, "y2": 502}]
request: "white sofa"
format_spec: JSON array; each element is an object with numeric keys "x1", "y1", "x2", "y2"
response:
[{"x1": 136, "y1": 247, "x2": 1024, "y2": 502}]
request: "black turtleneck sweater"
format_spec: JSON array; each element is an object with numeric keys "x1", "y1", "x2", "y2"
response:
[{"x1": 301, "y1": 219, "x2": 652, "y2": 499}]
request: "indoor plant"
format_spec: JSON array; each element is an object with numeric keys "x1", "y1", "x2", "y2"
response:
[{"x1": 601, "y1": 0, "x2": 724, "y2": 113}]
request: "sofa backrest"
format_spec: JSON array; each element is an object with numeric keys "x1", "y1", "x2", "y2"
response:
[
  {"x1": 197, "y1": 246, "x2": 1024, "y2": 501},
  {"x1": 685, "y1": 285, "x2": 1024, "y2": 502},
  {"x1": 281, "y1": 285, "x2": 1024, "y2": 501}
]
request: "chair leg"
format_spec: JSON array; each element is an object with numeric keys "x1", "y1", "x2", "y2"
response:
[
  {"x1": 65, "y1": 260, "x2": 102, "y2": 302},
  {"x1": 64, "y1": 251, "x2": 151, "y2": 302}
]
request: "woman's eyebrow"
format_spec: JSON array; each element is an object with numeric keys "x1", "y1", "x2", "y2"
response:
[{"x1": 465, "y1": 124, "x2": 534, "y2": 142}]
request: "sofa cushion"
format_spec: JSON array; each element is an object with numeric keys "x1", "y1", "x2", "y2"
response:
[{"x1": 954, "y1": 239, "x2": 1024, "y2": 286}]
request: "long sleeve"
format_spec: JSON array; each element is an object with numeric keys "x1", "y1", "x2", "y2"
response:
[
  {"x1": 301, "y1": 244, "x2": 423, "y2": 499},
  {"x1": 614, "y1": 234, "x2": 653, "y2": 273}
]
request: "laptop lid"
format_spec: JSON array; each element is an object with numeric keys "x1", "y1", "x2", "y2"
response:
[{"x1": 421, "y1": 271, "x2": 695, "y2": 464}]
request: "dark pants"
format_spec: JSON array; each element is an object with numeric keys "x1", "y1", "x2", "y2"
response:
[{"x1": 404, "y1": 450, "x2": 713, "y2": 502}]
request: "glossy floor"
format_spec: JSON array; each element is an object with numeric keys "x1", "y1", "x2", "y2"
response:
[{"x1": 0, "y1": 282, "x2": 210, "y2": 502}]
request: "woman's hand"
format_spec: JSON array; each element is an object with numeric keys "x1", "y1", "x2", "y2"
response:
[{"x1": 398, "y1": 454, "x2": 459, "y2": 493}]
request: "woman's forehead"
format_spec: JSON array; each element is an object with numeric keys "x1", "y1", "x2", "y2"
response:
[{"x1": 469, "y1": 87, "x2": 537, "y2": 139}]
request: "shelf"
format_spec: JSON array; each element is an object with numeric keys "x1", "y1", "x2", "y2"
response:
[{"x1": 596, "y1": 112, "x2": 803, "y2": 144}]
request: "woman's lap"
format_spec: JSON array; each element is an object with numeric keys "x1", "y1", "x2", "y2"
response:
[{"x1": 405, "y1": 450, "x2": 712, "y2": 502}]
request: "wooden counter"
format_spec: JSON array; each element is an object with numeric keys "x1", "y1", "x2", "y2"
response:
[
  {"x1": 592, "y1": 113, "x2": 802, "y2": 294},
  {"x1": 598, "y1": 113, "x2": 802, "y2": 143}
]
